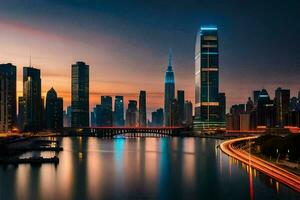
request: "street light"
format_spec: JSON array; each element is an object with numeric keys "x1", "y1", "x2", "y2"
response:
[{"x1": 276, "y1": 148, "x2": 280, "y2": 164}]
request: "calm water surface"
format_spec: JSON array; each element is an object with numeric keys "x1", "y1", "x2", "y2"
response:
[{"x1": 0, "y1": 137, "x2": 299, "y2": 200}]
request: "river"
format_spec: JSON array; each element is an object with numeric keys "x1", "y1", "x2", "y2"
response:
[{"x1": 0, "y1": 137, "x2": 299, "y2": 199}]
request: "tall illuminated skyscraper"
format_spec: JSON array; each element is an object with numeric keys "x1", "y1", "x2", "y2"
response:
[
  {"x1": 71, "y1": 61, "x2": 89, "y2": 128},
  {"x1": 164, "y1": 49, "x2": 175, "y2": 126},
  {"x1": 194, "y1": 26, "x2": 225, "y2": 130}
]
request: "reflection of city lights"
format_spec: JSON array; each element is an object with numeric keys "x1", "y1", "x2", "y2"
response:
[
  {"x1": 249, "y1": 167, "x2": 254, "y2": 200},
  {"x1": 276, "y1": 182, "x2": 280, "y2": 193},
  {"x1": 79, "y1": 152, "x2": 83, "y2": 160}
]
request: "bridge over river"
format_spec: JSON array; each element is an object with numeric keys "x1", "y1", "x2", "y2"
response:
[{"x1": 65, "y1": 126, "x2": 186, "y2": 137}]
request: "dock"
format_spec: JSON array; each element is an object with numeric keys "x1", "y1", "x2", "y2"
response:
[{"x1": 0, "y1": 156, "x2": 59, "y2": 165}]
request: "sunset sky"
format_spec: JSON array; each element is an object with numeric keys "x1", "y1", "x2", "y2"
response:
[{"x1": 1, "y1": 0, "x2": 300, "y2": 117}]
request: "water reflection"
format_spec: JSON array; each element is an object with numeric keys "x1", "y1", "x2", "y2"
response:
[
  {"x1": 182, "y1": 138, "x2": 195, "y2": 186},
  {"x1": 15, "y1": 165, "x2": 30, "y2": 199},
  {"x1": 87, "y1": 138, "x2": 102, "y2": 199},
  {"x1": 0, "y1": 137, "x2": 299, "y2": 200}
]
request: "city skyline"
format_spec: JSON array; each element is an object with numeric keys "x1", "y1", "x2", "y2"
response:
[
  {"x1": 0, "y1": 2, "x2": 300, "y2": 199},
  {"x1": 1, "y1": 0, "x2": 300, "y2": 114}
]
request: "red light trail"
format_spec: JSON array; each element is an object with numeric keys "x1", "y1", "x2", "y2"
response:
[{"x1": 220, "y1": 137, "x2": 300, "y2": 192}]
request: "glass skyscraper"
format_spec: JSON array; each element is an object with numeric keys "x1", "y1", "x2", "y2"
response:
[
  {"x1": 71, "y1": 61, "x2": 89, "y2": 128},
  {"x1": 101, "y1": 96, "x2": 113, "y2": 126},
  {"x1": 22, "y1": 66, "x2": 42, "y2": 131},
  {"x1": 126, "y1": 100, "x2": 138, "y2": 127},
  {"x1": 139, "y1": 91, "x2": 147, "y2": 127},
  {"x1": 194, "y1": 26, "x2": 225, "y2": 130},
  {"x1": 0, "y1": 63, "x2": 17, "y2": 132},
  {"x1": 45, "y1": 87, "x2": 63, "y2": 131},
  {"x1": 114, "y1": 96, "x2": 124, "y2": 126}
]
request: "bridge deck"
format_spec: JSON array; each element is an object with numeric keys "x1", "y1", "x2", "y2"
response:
[{"x1": 65, "y1": 127, "x2": 185, "y2": 137}]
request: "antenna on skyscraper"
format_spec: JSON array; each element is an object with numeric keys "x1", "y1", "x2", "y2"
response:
[
  {"x1": 168, "y1": 48, "x2": 172, "y2": 66},
  {"x1": 29, "y1": 50, "x2": 32, "y2": 67}
]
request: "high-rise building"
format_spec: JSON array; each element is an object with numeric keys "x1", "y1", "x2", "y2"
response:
[
  {"x1": 101, "y1": 96, "x2": 113, "y2": 126},
  {"x1": 194, "y1": 25, "x2": 225, "y2": 130},
  {"x1": 91, "y1": 111, "x2": 96, "y2": 127},
  {"x1": 114, "y1": 96, "x2": 124, "y2": 126},
  {"x1": 18, "y1": 97, "x2": 25, "y2": 131},
  {"x1": 217, "y1": 92, "x2": 226, "y2": 122},
  {"x1": 164, "y1": 49, "x2": 175, "y2": 126},
  {"x1": 240, "y1": 113, "x2": 251, "y2": 131},
  {"x1": 93, "y1": 104, "x2": 103, "y2": 126},
  {"x1": 151, "y1": 108, "x2": 164, "y2": 127},
  {"x1": 126, "y1": 100, "x2": 138, "y2": 127},
  {"x1": 274, "y1": 87, "x2": 290, "y2": 127},
  {"x1": 246, "y1": 97, "x2": 254, "y2": 113},
  {"x1": 290, "y1": 97, "x2": 299, "y2": 112},
  {"x1": 230, "y1": 104, "x2": 246, "y2": 130},
  {"x1": 177, "y1": 90, "x2": 185, "y2": 125},
  {"x1": 0, "y1": 63, "x2": 17, "y2": 132},
  {"x1": 253, "y1": 90, "x2": 261, "y2": 105},
  {"x1": 63, "y1": 110, "x2": 68, "y2": 127},
  {"x1": 41, "y1": 96, "x2": 46, "y2": 129},
  {"x1": 256, "y1": 89, "x2": 275, "y2": 128},
  {"x1": 170, "y1": 99, "x2": 179, "y2": 126},
  {"x1": 184, "y1": 101, "x2": 193, "y2": 127},
  {"x1": 226, "y1": 113, "x2": 234, "y2": 130},
  {"x1": 66, "y1": 106, "x2": 72, "y2": 127},
  {"x1": 22, "y1": 66, "x2": 42, "y2": 131},
  {"x1": 45, "y1": 88, "x2": 63, "y2": 131},
  {"x1": 139, "y1": 90, "x2": 147, "y2": 127},
  {"x1": 71, "y1": 61, "x2": 89, "y2": 128}
]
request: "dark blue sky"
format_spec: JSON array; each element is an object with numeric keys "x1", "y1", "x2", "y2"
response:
[{"x1": 1, "y1": 0, "x2": 300, "y2": 111}]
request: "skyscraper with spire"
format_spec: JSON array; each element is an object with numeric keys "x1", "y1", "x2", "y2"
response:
[{"x1": 164, "y1": 49, "x2": 175, "y2": 126}]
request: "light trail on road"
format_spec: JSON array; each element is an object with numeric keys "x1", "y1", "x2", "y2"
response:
[{"x1": 220, "y1": 137, "x2": 300, "y2": 192}]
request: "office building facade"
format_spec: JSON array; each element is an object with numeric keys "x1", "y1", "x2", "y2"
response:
[
  {"x1": 194, "y1": 26, "x2": 225, "y2": 130},
  {"x1": 0, "y1": 63, "x2": 17, "y2": 132},
  {"x1": 22, "y1": 66, "x2": 42, "y2": 131},
  {"x1": 45, "y1": 88, "x2": 63, "y2": 131},
  {"x1": 71, "y1": 61, "x2": 89, "y2": 127},
  {"x1": 114, "y1": 96, "x2": 124, "y2": 126}
]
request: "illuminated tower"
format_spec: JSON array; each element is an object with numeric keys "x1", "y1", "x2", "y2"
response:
[
  {"x1": 194, "y1": 26, "x2": 225, "y2": 130},
  {"x1": 164, "y1": 49, "x2": 175, "y2": 126}
]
